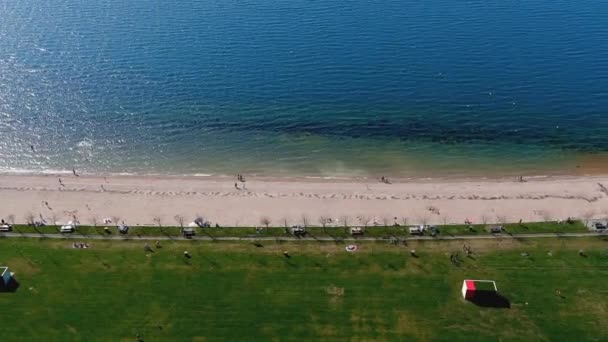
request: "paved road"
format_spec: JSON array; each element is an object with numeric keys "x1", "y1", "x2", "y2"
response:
[{"x1": 0, "y1": 231, "x2": 605, "y2": 242}]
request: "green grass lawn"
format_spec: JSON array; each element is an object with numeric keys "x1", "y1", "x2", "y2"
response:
[{"x1": 1, "y1": 236, "x2": 607, "y2": 341}]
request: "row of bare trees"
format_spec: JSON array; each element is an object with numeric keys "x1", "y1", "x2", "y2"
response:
[
  {"x1": 255, "y1": 210, "x2": 607, "y2": 228},
  {"x1": 4, "y1": 207, "x2": 606, "y2": 228}
]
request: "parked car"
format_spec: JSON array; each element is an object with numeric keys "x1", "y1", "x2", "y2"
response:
[
  {"x1": 182, "y1": 227, "x2": 195, "y2": 238},
  {"x1": 489, "y1": 225, "x2": 503, "y2": 233},
  {"x1": 350, "y1": 227, "x2": 364, "y2": 236},
  {"x1": 409, "y1": 226, "x2": 424, "y2": 235},
  {"x1": 118, "y1": 224, "x2": 129, "y2": 234},
  {"x1": 60, "y1": 225, "x2": 75, "y2": 233},
  {"x1": 594, "y1": 222, "x2": 607, "y2": 230},
  {"x1": 291, "y1": 227, "x2": 306, "y2": 236}
]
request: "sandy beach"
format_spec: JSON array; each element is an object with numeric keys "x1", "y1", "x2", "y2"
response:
[{"x1": 0, "y1": 173, "x2": 607, "y2": 227}]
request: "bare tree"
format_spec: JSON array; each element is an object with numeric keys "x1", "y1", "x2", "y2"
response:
[
  {"x1": 401, "y1": 216, "x2": 408, "y2": 227},
  {"x1": 318, "y1": 216, "x2": 328, "y2": 228},
  {"x1": 481, "y1": 214, "x2": 490, "y2": 225},
  {"x1": 111, "y1": 215, "x2": 121, "y2": 226},
  {"x1": 260, "y1": 216, "x2": 271, "y2": 228},
  {"x1": 24, "y1": 212, "x2": 35, "y2": 225},
  {"x1": 153, "y1": 216, "x2": 162, "y2": 227},
  {"x1": 441, "y1": 215, "x2": 450, "y2": 225},
  {"x1": 359, "y1": 216, "x2": 371, "y2": 228},
  {"x1": 382, "y1": 217, "x2": 390, "y2": 228},
  {"x1": 89, "y1": 216, "x2": 98, "y2": 228},
  {"x1": 582, "y1": 210, "x2": 595, "y2": 225},
  {"x1": 340, "y1": 215, "x2": 349, "y2": 228},
  {"x1": 174, "y1": 214, "x2": 185, "y2": 228},
  {"x1": 496, "y1": 215, "x2": 508, "y2": 225},
  {"x1": 282, "y1": 217, "x2": 289, "y2": 229},
  {"x1": 541, "y1": 210, "x2": 553, "y2": 223},
  {"x1": 301, "y1": 214, "x2": 309, "y2": 227},
  {"x1": 318, "y1": 216, "x2": 329, "y2": 233},
  {"x1": 7, "y1": 214, "x2": 15, "y2": 225},
  {"x1": 50, "y1": 214, "x2": 58, "y2": 227},
  {"x1": 418, "y1": 215, "x2": 428, "y2": 226}
]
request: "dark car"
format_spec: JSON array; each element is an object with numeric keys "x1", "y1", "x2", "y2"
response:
[{"x1": 594, "y1": 222, "x2": 607, "y2": 230}]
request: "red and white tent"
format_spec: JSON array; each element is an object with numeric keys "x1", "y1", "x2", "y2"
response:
[{"x1": 461, "y1": 279, "x2": 497, "y2": 300}]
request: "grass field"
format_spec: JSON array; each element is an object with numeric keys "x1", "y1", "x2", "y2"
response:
[{"x1": 1, "y1": 237, "x2": 607, "y2": 341}]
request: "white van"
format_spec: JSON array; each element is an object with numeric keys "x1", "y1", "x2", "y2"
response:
[
  {"x1": 409, "y1": 226, "x2": 425, "y2": 235},
  {"x1": 61, "y1": 221, "x2": 75, "y2": 233}
]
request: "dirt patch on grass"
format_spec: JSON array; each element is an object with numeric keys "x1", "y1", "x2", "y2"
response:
[
  {"x1": 4, "y1": 257, "x2": 40, "y2": 276},
  {"x1": 325, "y1": 284, "x2": 344, "y2": 307},
  {"x1": 393, "y1": 311, "x2": 430, "y2": 340},
  {"x1": 572, "y1": 296, "x2": 608, "y2": 317},
  {"x1": 313, "y1": 324, "x2": 339, "y2": 338},
  {"x1": 65, "y1": 324, "x2": 78, "y2": 335}
]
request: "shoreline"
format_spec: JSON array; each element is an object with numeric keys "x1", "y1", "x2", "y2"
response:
[
  {"x1": 1, "y1": 168, "x2": 607, "y2": 184},
  {"x1": 0, "y1": 172, "x2": 607, "y2": 227},
  {"x1": 3, "y1": 150, "x2": 608, "y2": 182}
]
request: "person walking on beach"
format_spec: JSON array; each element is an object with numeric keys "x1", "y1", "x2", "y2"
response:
[
  {"x1": 58, "y1": 178, "x2": 64, "y2": 186},
  {"x1": 234, "y1": 182, "x2": 239, "y2": 190},
  {"x1": 72, "y1": 168, "x2": 79, "y2": 177}
]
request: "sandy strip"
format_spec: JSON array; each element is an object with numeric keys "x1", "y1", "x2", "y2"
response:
[{"x1": 0, "y1": 174, "x2": 607, "y2": 227}]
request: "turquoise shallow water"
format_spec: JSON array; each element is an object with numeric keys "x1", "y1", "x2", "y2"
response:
[{"x1": 0, "y1": 0, "x2": 607, "y2": 177}]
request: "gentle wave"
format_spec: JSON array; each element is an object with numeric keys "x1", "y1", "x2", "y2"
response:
[{"x1": 0, "y1": 0, "x2": 606, "y2": 177}]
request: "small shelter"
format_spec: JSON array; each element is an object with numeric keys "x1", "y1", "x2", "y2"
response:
[
  {"x1": 1, "y1": 267, "x2": 12, "y2": 286},
  {"x1": 461, "y1": 279, "x2": 498, "y2": 300}
]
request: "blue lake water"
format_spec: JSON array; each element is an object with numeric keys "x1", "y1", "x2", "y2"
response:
[{"x1": 0, "y1": 0, "x2": 607, "y2": 177}]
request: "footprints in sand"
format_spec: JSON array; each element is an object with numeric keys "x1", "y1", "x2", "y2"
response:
[{"x1": 0, "y1": 185, "x2": 604, "y2": 203}]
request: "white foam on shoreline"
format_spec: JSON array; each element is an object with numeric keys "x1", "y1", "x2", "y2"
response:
[
  {"x1": 0, "y1": 167, "x2": 73, "y2": 175},
  {"x1": 0, "y1": 167, "x2": 600, "y2": 183}
]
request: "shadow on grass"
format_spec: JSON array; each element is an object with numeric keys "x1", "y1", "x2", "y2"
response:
[
  {"x1": 32, "y1": 225, "x2": 46, "y2": 237},
  {"x1": 304, "y1": 231, "x2": 319, "y2": 241},
  {"x1": 325, "y1": 228, "x2": 346, "y2": 241},
  {"x1": 160, "y1": 227, "x2": 176, "y2": 241},
  {"x1": 468, "y1": 291, "x2": 510, "y2": 308},
  {"x1": 198, "y1": 228, "x2": 216, "y2": 241},
  {"x1": 0, "y1": 278, "x2": 20, "y2": 293}
]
